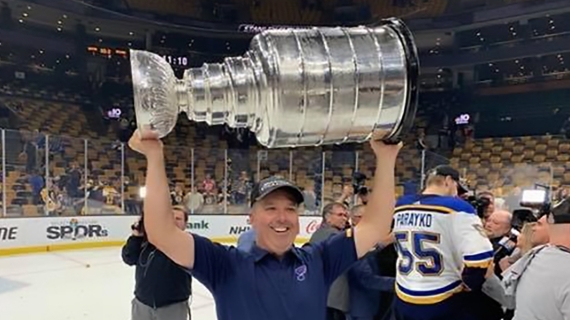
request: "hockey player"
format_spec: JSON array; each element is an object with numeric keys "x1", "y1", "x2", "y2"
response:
[{"x1": 392, "y1": 165, "x2": 494, "y2": 320}]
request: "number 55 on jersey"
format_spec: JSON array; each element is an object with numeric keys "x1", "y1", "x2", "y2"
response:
[{"x1": 392, "y1": 195, "x2": 494, "y2": 305}]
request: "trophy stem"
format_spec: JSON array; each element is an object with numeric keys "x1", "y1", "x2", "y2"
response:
[
  {"x1": 181, "y1": 56, "x2": 262, "y2": 131},
  {"x1": 175, "y1": 80, "x2": 188, "y2": 117}
]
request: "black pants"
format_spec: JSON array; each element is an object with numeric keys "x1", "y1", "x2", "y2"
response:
[
  {"x1": 394, "y1": 295, "x2": 465, "y2": 320},
  {"x1": 327, "y1": 308, "x2": 346, "y2": 320}
]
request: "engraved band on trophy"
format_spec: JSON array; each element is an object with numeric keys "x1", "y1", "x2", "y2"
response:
[{"x1": 129, "y1": 18, "x2": 419, "y2": 148}]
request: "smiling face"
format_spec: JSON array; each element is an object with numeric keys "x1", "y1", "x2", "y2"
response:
[{"x1": 249, "y1": 189, "x2": 300, "y2": 256}]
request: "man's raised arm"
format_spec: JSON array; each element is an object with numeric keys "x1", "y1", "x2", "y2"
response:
[
  {"x1": 354, "y1": 135, "x2": 401, "y2": 258},
  {"x1": 129, "y1": 129, "x2": 195, "y2": 269}
]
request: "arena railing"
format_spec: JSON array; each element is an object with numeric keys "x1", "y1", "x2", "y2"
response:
[{"x1": 0, "y1": 128, "x2": 465, "y2": 217}]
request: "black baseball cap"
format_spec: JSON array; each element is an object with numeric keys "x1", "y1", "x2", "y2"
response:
[
  {"x1": 250, "y1": 176, "x2": 305, "y2": 206},
  {"x1": 428, "y1": 165, "x2": 469, "y2": 195}
]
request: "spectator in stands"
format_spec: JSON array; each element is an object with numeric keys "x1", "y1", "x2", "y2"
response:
[
  {"x1": 233, "y1": 171, "x2": 251, "y2": 205},
  {"x1": 28, "y1": 170, "x2": 44, "y2": 205},
  {"x1": 310, "y1": 202, "x2": 350, "y2": 320},
  {"x1": 66, "y1": 162, "x2": 81, "y2": 198},
  {"x1": 20, "y1": 134, "x2": 36, "y2": 174},
  {"x1": 85, "y1": 180, "x2": 105, "y2": 214},
  {"x1": 122, "y1": 206, "x2": 192, "y2": 320},
  {"x1": 183, "y1": 187, "x2": 204, "y2": 213},
  {"x1": 171, "y1": 185, "x2": 184, "y2": 206},
  {"x1": 303, "y1": 182, "x2": 318, "y2": 213},
  {"x1": 336, "y1": 185, "x2": 354, "y2": 208},
  {"x1": 201, "y1": 173, "x2": 216, "y2": 204}
]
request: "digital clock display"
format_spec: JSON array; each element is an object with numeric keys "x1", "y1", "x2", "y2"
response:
[{"x1": 162, "y1": 55, "x2": 189, "y2": 66}]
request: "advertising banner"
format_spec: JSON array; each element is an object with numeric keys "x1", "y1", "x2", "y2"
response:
[{"x1": 0, "y1": 214, "x2": 324, "y2": 254}]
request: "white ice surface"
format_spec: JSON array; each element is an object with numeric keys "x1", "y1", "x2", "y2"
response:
[{"x1": 0, "y1": 247, "x2": 218, "y2": 320}]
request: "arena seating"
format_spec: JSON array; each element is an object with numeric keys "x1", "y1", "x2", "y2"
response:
[
  {"x1": 450, "y1": 135, "x2": 566, "y2": 197},
  {"x1": 0, "y1": 82, "x2": 426, "y2": 216},
  {"x1": 125, "y1": 0, "x2": 448, "y2": 25},
  {"x1": 2, "y1": 75, "x2": 567, "y2": 217},
  {"x1": 125, "y1": 0, "x2": 202, "y2": 20}
]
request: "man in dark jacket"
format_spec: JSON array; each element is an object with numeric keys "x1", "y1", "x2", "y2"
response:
[
  {"x1": 310, "y1": 202, "x2": 350, "y2": 320},
  {"x1": 122, "y1": 205, "x2": 193, "y2": 320},
  {"x1": 346, "y1": 205, "x2": 396, "y2": 320},
  {"x1": 347, "y1": 247, "x2": 396, "y2": 320}
]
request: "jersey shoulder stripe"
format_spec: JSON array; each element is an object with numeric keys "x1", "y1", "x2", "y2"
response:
[
  {"x1": 395, "y1": 204, "x2": 453, "y2": 215},
  {"x1": 396, "y1": 194, "x2": 476, "y2": 215}
]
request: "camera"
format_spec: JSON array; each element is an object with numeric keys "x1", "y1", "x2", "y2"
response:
[
  {"x1": 519, "y1": 187, "x2": 570, "y2": 224},
  {"x1": 131, "y1": 215, "x2": 145, "y2": 234},
  {"x1": 352, "y1": 172, "x2": 368, "y2": 196},
  {"x1": 466, "y1": 195, "x2": 492, "y2": 219},
  {"x1": 494, "y1": 187, "x2": 551, "y2": 260}
]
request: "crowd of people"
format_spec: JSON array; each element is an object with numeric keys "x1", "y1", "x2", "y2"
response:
[{"x1": 120, "y1": 127, "x2": 570, "y2": 320}]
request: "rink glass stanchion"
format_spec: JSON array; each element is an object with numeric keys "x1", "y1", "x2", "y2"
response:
[
  {"x1": 121, "y1": 142, "x2": 125, "y2": 213},
  {"x1": 83, "y1": 138, "x2": 88, "y2": 215},
  {"x1": 420, "y1": 149, "x2": 426, "y2": 190},
  {"x1": 43, "y1": 134, "x2": 49, "y2": 216},
  {"x1": 1, "y1": 129, "x2": 5, "y2": 217}
]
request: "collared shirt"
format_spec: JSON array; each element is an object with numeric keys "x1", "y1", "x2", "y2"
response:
[
  {"x1": 512, "y1": 245, "x2": 570, "y2": 320},
  {"x1": 236, "y1": 228, "x2": 256, "y2": 252},
  {"x1": 188, "y1": 230, "x2": 357, "y2": 320}
]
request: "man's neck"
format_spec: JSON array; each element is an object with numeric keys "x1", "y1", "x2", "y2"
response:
[
  {"x1": 549, "y1": 234, "x2": 570, "y2": 248},
  {"x1": 422, "y1": 187, "x2": 447, "y2": 196},
  {"x1": 254, "y1": 239, "x2": 290, "y2": 258}
]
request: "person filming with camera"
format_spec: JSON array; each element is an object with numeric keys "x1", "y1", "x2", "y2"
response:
[
  {"x1": 121, "y1": 205, "x2": 193, "y2": 320},
  {"x1": 483, "y1": 191, "x2": 570, "y2": 320}
]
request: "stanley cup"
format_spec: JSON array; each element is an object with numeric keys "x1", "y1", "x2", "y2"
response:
[{"x1": 130, "y1": 18, "x2": 419, "y2": 148}]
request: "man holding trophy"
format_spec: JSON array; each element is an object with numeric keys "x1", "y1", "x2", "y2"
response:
[{"x1": 128, "y1": 18, "x2": 419, "y2": 320}]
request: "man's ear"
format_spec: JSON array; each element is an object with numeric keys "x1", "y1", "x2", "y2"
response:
[{"x1": 248, "y1": 207, "x2": 256, "y2": 224}]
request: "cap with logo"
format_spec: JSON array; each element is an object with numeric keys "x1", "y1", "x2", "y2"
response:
[
  {"x1": 428, "y1": 165, "x2": 469, "y2": 195},
  {"x1": 250, "y1": 176, "x2": 305, "y2": 206}
]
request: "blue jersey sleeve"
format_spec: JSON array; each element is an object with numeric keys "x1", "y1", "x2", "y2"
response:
[
  {"x1": 319, "y1": 229, "x2": 358, "y2": 286},
  {"x1": 188, "y1": 233, "x2": 235, "y2": 292}
]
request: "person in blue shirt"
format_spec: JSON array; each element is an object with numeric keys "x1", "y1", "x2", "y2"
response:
[
  {"x1": 128, "y1": 128, "x2": 401, "y2": 320},
  {"x1": 347, "y1": 248, "x2": 396, "y2": 320},
  {"x1": 346, "y1": 205, "x2": 396, "y2": 320},
  {"x1": 236, "y1": 228, "x2": 256, "y2": 252}
]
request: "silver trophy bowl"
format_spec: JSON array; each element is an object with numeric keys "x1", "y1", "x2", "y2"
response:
[{"x1": 130, "y1": 18, "x2": 419, "y2": 148}]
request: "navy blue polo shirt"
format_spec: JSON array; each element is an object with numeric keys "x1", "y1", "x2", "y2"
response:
[{"x1": 187, "y1": 230, "x2": 358, "y2": 320}]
